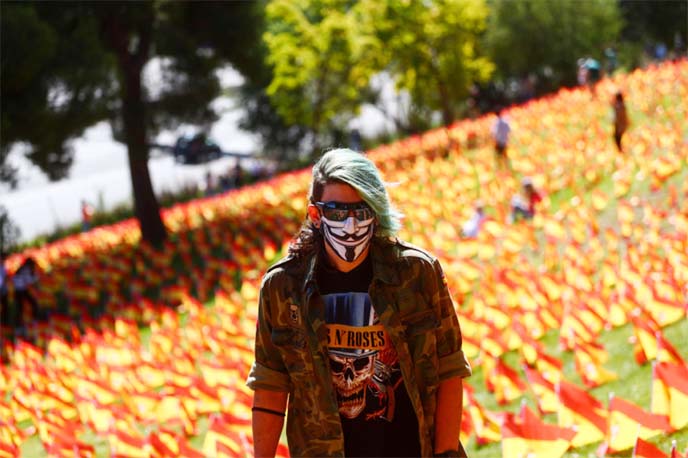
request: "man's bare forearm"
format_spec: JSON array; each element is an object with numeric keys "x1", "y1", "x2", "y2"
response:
[
  {"x1": 253, "y1": 389, "x2": 289, "y2": 458},
  {"x1": 434, "y1": 376, "x2": 463, "y2": 454}
]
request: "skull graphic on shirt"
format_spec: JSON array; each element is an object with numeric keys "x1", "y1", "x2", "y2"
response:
[{"x1": 330, "y1": 351, "x2": 377, "y2": 418}]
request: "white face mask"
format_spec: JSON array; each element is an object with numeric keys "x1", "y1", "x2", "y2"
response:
[{"x1": 321, "y1": 215, "x2": 375, "y2": 263}]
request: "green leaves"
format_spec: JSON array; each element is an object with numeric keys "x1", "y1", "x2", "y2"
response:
[
  {"x1": 485, "y1": 0, "x2": 622, "y2": 87},
  {"x1": 264, "y1": 0, "x2": 494, "y2": 149},
  {"x1": 265, "y1": 0, "x2": 384, "y2": 152},
  {"x1": 382, "y1": 0, "x2": 494, "y2": 126}
]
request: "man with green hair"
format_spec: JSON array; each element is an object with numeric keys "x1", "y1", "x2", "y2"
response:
[{"x1": 247, "y1": 148, "x2": 472, "y2": 457}]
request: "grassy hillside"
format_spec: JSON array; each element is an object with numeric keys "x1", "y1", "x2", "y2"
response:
[{"x1": 4, "y1": 60, "x2": 688, "y2": 457}]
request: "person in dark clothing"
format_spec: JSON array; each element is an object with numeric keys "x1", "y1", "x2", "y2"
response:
[
  {"x1": 612, "y1": 91, "x2": 629, "y2": 153},
  {"x1": 248, "y1": 149, "x2": 472, "y2": 458},
  {"x1": 0, "y1": 252, "x2": 10, "y2": 331},
  {"x1": 12, "y1": 257, "x2": 41, "y2": 336}
]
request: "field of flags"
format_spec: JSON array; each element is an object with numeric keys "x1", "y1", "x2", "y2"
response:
[{"x1": 1, "y1": 60, "x2": 687, "y2": 457}]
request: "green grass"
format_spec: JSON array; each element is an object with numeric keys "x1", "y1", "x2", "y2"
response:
[{"x1": 464, "y1": 319, "x2": 688, "y2": 458}]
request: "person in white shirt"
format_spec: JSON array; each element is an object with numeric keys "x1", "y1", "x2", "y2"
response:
[
  {"x1": 461, "y1": 201, "x2": 485, "y2": 238},
  {"x1": 491, "y1": 109, "x2": 511, "y2": 169}
]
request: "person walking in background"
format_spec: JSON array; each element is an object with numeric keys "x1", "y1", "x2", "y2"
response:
[
  {"x1": 12, "y1": 257, "x2": 40, "y2": 337},
  {"x1": 461, "y1": 200, "x2": 486, "y2": 238},
  {"x1": 349, "y1": 127, "x2": 362, "y2": 152},
  {"x1": 612, "y1": 91, "x2": 629, "y2": 153},
  {"x1": 577, "y1": 58, "x2": 589, "y2": 87},
  {"x1": 585, "y1": 57, "x2": 601, "y2": 96},
  {"x1": 81, "y1": 200, "x2": 94, "y2": 232},
  {"x1": 604, "y1": 47, "x2": 617, "y2": 75},
  {"x1": 491, "y1": 109, "x2": 511, "y2": 169},
  {"x1": 510, "y1": 177, "x2": 542, "y2": 222},
  {"x1": 204, "y1": 170, "x2": 216, "y2": 196},
  {"x1": 0, "y1": 252, "x2": 10, "y2": 332},
  {"x1": 247, "y1": 148, "x2": 472, "y2": 458},
  {"x1": 232, "y1": 161, "x2": 243, "y2": 189}
]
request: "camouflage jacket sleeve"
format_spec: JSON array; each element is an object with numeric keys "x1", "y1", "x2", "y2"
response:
[
  {"x1": 430, "y1": 257, "x2": 472, "y2": 381},
  {"x1": 246, "y1": 271, "x2": 292, "y2": 392}
]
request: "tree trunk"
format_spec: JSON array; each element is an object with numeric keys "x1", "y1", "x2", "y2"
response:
[
  {"x1": 103, "y1": 5, "x2": 167, "y2": 247},
  {"x1": 435, "y1": 71, "x2": 454, "y2": 126},
  {"x1": 121, "y1": 64, "x2": 167, "y2": 247}
]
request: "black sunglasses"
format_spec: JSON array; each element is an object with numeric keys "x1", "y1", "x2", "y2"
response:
[{"x1": 315, "y1": 201, "x2": 374, "y2": 222}]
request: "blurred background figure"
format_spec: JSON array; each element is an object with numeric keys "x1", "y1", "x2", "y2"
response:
[
  {"x1": 462, "y1": 200, "x2": 486, "y2": 238},
  {"x1": 204, "y1": 170, "x2": 216, "y2": 196},
  {"x1": 232, "y1": 161, "x2": 243, "y2": 189},
  {"x1": 673, "y1": 32, "x2": 686, "y2": 60},
  {"x1": 491, "y1": 109, "x2": 511, "y2": 169},
  {"x1": 12, "y1": 257, "x2": 40, "y2": 338},
  {"x1": 0, "y1": 251, "x2": 9, "y2": 332},
  {"x1": 612, "y1": 91, "x2": 629, "y2": 153},
  {"x1": 584, "y1": 57, "x2": 601, "y2": 94},
  {"x1": 81, "y1": 200, "x2": 94, "y2": 232},
  {"x1": 349, "y1": 128, "x2": 362, "y2": 152},
  {"x1": 577, "y1": 58, "x2": 589, "y2": 86},
  {"x1": 510, "y1": 177, "x2": 542, "y2": 222},
  {"x1": 604, "y1": 47, "x2": 617, "y2": 75}
]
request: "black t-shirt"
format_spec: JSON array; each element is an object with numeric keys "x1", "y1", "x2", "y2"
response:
[{"x1": 317, "y1": 255, "x2": 421, "y2": 457}]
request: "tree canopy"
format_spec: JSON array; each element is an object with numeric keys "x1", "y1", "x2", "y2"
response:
[
  {"x1": 484, "y1": 0, "x2": 622, "y2": 88},
  {"x1": 264, "y1": 0, "x2": 386, "y2": 155},
  {"x1": 1, "y1": 3, "x2": 113, "y2": 182},
  {"x1": 1, "y1": 1, "x2": 265, "y2": 245},
  {"x1": 378, "y1": 0, "x2": 493, "y2": 128},
  {"x1": 2, "y1": 0, "x2": 684, "y2": 246},
  {"x1": 264, "y1": 0, "x2": 494, "y2": 155},
  {"x1": 0, "y1": 205, "x2": 21, "y2": 255}
]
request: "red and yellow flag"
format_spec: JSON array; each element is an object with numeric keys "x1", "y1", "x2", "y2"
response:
[
  {"x1": 633, "y1": 437, "x2": 668, "y2": 458},
  {"x1": 501, "y1": 405, "x2": 575, "y2": 458},
  {"x1": 606, "y1": 395, "x2": 672, "y2": 453},
  {"x1": 557, "y1": 380, "x2": 607, "y2": 447},
  {"x1": 651, "y1": 362, "x2": 688, "y2": 430}
]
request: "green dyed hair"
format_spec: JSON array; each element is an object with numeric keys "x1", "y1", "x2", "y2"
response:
[{"x1": 309, "y1": 148, "x2": 403, "y2": 238}]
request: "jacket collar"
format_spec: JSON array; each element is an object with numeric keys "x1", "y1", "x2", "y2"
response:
[{"x1": 301, "y1": 237, "x2": 401, "y2": 293}]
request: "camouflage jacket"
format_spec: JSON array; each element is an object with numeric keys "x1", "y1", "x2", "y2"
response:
[{"x1": 247, "y1": 237, "x2": 472, "y2": 457}]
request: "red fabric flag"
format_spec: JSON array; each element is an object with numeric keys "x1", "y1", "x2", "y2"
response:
[
  {"x1": 573, "y1": 341, "x2": 617, "y2": 388},
  {"x1": 501, "y1": 405, "x2": 575, "y2": 458},
  {"x1": 670, "y1": 440, "x2": 684, "y2": 458},
  {"x1": 535, "y1": 351, "x2": 564, "y2": 384},
  {"x1": 655, "y1": 331, "x2": 686, "y2": 366},
  {"x1": 465, "y1": 392, "x2": 502, "y2": 445},
  {"x1": 202, "y1": 414, "x2": 247, "y2": 457},
  {"x1": 522, "y1": 364, "x2": 558, "y2": 414},
  {"x1": 516, "y1": 324, "x2": 547, "y2": 366},
  {"x1": 35, "y1": 411, "x2": 82, "y2": 447},
  {"x1": 606, "y1": 395, "x2": 672, "y2": 453},
  {"x1": 276, "y1": 441, "x2": 290, "y2": 458},
  {"x1": 0, "y1": 442, "x2": 19, "y2": 458},
  {"x1": 489, "y1": 358, "x2": 527, "y2": 405},
  {"x1": 177, "y1": 438, "x2": 205, "y2": 458},
  {"x1": 45, "y1": 430, "x2": 95, "y2": 458},
  {"x1": 149, "y1": 432, "x2": 177, "y2": 458},
  {"x1": 557, "y1": 380, "x2": 607, "y2": 447},
  {"x1": 109, "y1": 428, "x2": 148, "y2": 458},
  {"x1": 633, "y1": 437, "x2": 667, "y2": 458},
  {"x1": 646, "y1": 284, "x2": 685, "y2": 326},
  {"x1": 652, "y1": 361, "x2": 688, "y2": 430},
  {"x1": 630, "y1": 312, "x2": 661, "y2": 364}
]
